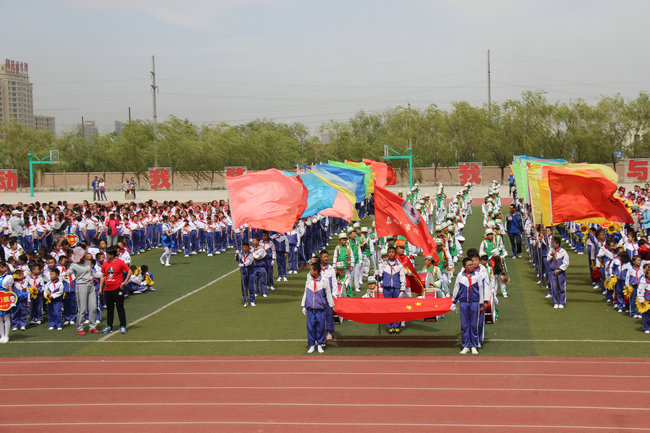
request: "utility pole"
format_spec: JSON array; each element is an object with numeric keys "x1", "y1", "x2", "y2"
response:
[
  {"x1": 81, "y1": 116, "x2": 85, "y2": 139},
  {"x1": 151, "y1": 55, "x2": 159, "y2": 167},
  {"x1": 487, "y1": 49, "x2": 492, "y2": 111},
  {"x1": 128, "y1": 106, "x2": 131, "y2": 122}
]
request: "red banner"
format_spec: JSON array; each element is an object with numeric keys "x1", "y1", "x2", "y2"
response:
[
  {"x1": 0, "y1": 290, "x2": 17, "y2": 312},
  {"x1": 333, "y1": 296, "x2": 452, "y2": 324},
  {"x1": 0, "y1": 169, "x2": 18, "y2": 191},
  {"x1": 374, "y1": 185, "x2": 438, "y2": 258}
]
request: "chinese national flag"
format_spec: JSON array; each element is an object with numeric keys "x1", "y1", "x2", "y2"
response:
[
  {"x1": 547, "y1": 167, "x2": 633, "y2": 224},
  {"x1": 333, "y1": 297, "x2": 452, "y2": 324},
  {"x1": 374, "y1": 185, "x2": 438, "y2": 258}
]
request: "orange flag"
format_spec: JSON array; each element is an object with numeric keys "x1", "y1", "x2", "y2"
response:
[
  {"x1": 226, "y1": 168, "x2": 309, "y2": 232},
  {"x1": 547, "y1": 167, "x2": 633, "y2": 224},
  {"x1": 319, "y1": 191, "x2": 354, "y2": 221},
  {"x1": 363, "y1": 158, "x2": 396, "y2": 187}
]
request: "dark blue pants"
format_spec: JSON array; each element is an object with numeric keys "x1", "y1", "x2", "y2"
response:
[
  {"x1": 63, "y1": 292, "x2": 77, "y2": 322},
  {"x1": 47, "y1": 299, "x2": 63, "y2": 328},
  {"x1": 252, "y1": 266, "x2": 267, "y2": 296},
  {"x1": 276, "y1": 252, "x2": 287, "y2": 278},
  {"x1": 459, "y1": 301, "x2": 480, "y2": 348},
  {"x1": 30, "y1": 294, "x2": 43, "y2": 322},
  {"x1": 508, "y1": 232, "x2": 522, "y2": 257},
  {"x1": 240, "y1": 271, "x2": 254, "y2": 303},
  {"x1": 11, "y1": 297, "x2": 29, "y2": 328},
  {"x1": 288, "y1": 246, "x2": 298, "y2": 272},
  {"x1": 383, "y1": 287, "x2": 400, "y2": 329},
  {"x1": 306, "y1": 308, "x2": 326, "y2": 346},
  {"x1": 550, "y1": 271, "x2": 567, "y2": 305}
]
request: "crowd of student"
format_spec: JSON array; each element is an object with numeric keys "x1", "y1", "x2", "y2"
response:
[{"x1": 514, "y1": 183, "x2": 650, "y2": 334}]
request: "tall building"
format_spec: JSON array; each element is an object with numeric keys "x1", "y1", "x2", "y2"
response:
[
  {"x1": 82, "y1": 119, "x2": 98, "y2": 140},
  {"x1": 0, "y1": 59, "x2": 34, "y2": 127},
  {"x1": 34, "y1": 114, "x2": 55, "y2": 133}
]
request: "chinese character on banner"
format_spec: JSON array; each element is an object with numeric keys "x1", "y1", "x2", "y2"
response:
[
  {"x1": 225, "y1": 166, "x2": 247, "y2": 177},
  {"x1": 458, "y1": 162, "x2": 482, "y2": 185},
  {"x1": 149, "y1": 168, "x2": 171, "y2": 190},
  {"x1": 0, "y1": 170, "x2": 18, "y2": 191},
  {"x1": 625, "y1": 159, "x2": 650, "y2": 182}
]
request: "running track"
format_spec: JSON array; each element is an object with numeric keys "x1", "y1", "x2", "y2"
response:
[{"x1": 1, "y1": 356, "x2": 649, "y2": 432}]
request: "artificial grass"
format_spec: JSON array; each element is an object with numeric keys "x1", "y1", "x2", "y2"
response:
[{"x1": 3, "y1": 207, "x2": 649, "y2": 357}]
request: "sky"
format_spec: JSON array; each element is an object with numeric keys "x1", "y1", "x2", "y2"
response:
[{"x1": 1, "y1": 0, "x2": 649, "y2": 134}]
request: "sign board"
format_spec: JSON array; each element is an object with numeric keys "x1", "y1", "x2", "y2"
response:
[
  {"x1": 0, "y1": 291, "x2": 17, "y2": 312},
  {"x1": 148, "y1": 167, "x2": 172, "y2": 190},
  {"x1": 458, "y1": 162, "x2": 482, "y2": 185},
  {"x1": 225, "y1": 166, "x2": 247, "y2": 177},
  {"x1": 623, "y1": 159, "x2": 650, "y2": 183},
  {"x1": 4, "y1": 59, "x2": 29, "y2": 76},
  {"x1": 0, "y1": 169, "x2": 18, "y2": 191}
]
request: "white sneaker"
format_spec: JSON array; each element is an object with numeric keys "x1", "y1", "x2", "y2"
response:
[
  {"x1": 160, "y1": 259, "x2": 165, "y2": 265},
  {"x1": 56, "y1": 327, "x2": 62, "y2": 331},
  {"x1": 243, "y1": 303, "x2": 248, "y2": 308},
  {"x1": 471, "y1": 347, "x2": 479, "y2": 355},
  {"x1": 545, "y1": 294, "x2": 552, "y2": 298},
  {"x1": 0, "y1": 336, "x2": 8, "y2": 344},
  {"x1": 355, "y1": 288, "x2": 360, "y2": 292},
  {"x1": 165, "y1": 263, "x2": 171, "y2": 267},
  {"x1": 84, "y1": 320, "x2": 90, "y2": 324},
  {"x1": 11, "y1": 327, "x2": 17, "y2": 331},
  {"x1": 250, "y1": 302, "x2": 256, "y2": 307},
  {"x1": 277, "y1": 277, "x2": 282, "y2": 282},
  {"x1": 503, "y1": 294, "x2": 508, "y2": 298},
  {"x1": 401, "y1": 321, "x2": 406, "y2": 327},
  {"x1": 20, "y1": 326, "x2": 25, "y2": 331},
  {"x1": 459, "y1": 347, "x2": 470, "y2": 355},
  {"x1": 307, "y1": 345, "x2": 316, "y2": 354},
  {"x1": 618, "y1": 309, "x2": 623, "y2": 313},
  {"x1": 317, "y1": 345, "x2": 325, "y2": 353},
  {"x1": 270, "y1": 286, "x2": 276, "y2": 291},
  {"x1": 262, "y1": 294, "x2": 268, "y2": 297},
  {"x1": 95, "y1": 320, "x2": 101, "y2": 324},
  {"x1": 553, "y1": 304, "x2": 559, "y2": 309},
  {"x1": 49, "y1": 326, "x2": 54, "y2": 330},
  {"x1": 36, "y1": 321, "x2": 41, "y2": 325},
  {"x1": 559, "y1": 305, "x2": 565, "y2": 309},
  {"x1": 282, "y1": 277, "x2": 288, "y2": 282},
  {"x1": 645, "y1": 330, "x2": 650, "y2": 334},
  {"x1": 207, "y1": 254, "x2": 213, "y2": 257}
]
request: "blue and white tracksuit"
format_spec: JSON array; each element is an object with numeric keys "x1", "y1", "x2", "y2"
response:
[
  {"x1": 380, "y1": 259, "x2": 406, "y2": 330},
  {"x1": 272, "y1": 233, "x2": 288, "y2": 279},
  {"x1": 237, "y1": 251, "x2": 255, "y2": 304},
  {"x1": 452, "y1": 270, "x2": 487, "y2": 349},
  {"x1": 547, "y1": 247, "x2": 569, "y2": 306},
  {"x1": 301, "y1": 274, "x2": 335, "y2": 346},
  {"x1": 251, "y1": 245, "x2": 267, "y2": 296},
  {"x1": 627, "y1": 266, "x2": 642, "y2": 317},
  {"x1": 287, "y1": 230, "x2": 299, "y2": 273}
]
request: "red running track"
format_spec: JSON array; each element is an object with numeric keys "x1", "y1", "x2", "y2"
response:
[{"x1": 1, "y1": 356, "x2": 649, "y2": 433}]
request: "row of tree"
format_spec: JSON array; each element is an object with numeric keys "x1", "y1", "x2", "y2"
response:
[{"x1": 1, "y1": 90, "x2": 649, "y2": 183}]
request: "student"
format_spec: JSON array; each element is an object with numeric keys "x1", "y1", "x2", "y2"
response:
[
  {"x1": 236, "y1": 242, "x2": 255, "y2": 307},
  {"x1": 251, "y1": 236, "x2": 268, "y2": 298},
  {"x1": 627, "y1": 255, "x2": 643, "y2": 318},
  {"x1": 319, "y1": 250, "x2": 336, "y2": 341},
  {"x1": 637, "y1": 265, "x2": 650, "y2": 334},
  {"x1": 300, "y1": 262, "x2": 334, "y2": 354},
  {"x1": 334, "y1": 261, "x2": 351, "y2": 298},
  {"x1": 59, "y1": 256, "x2": 77, "y2": 326},
  {"x1": 99, "y1": 246, "x2": 132, "y2": 334},
  {"x1": 0, "y1": 262, "x2": 14, "y2": 342},
  {"x1": 159, "y1": 215, "x2": 175, "y2": 267},
  {"x1": 44, "y1": 267, "x2": 66, "y2": 331},
  {"x1": 451, "y1": 258, "x2": 486, "y2": 355},
  {"x1": 11, "y1": 269, "x2": 30, "y2": 331},
  {"x1": 547, "y1": 236, "x2": 569, "y2": 309},
  {"x1": 379, "y1": 246, "x2": 406, "y2": 334},
  {"x1": 261, "y1": 232, "x2": 277, "y2": 291},
  {"x1": 28, "y1": 262, "x2": 44, "y2": 325},
  {"x1": 362, "y1": 276, "x2": 379, "y2": 298}
]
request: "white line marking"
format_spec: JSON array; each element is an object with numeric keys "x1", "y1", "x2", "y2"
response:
[
  {"x1": 0, "y1": 421, "x2": 647, "y2": 430},
  {"x1": 2, "y1": 358, "x2": 649, "y2": 365},
  {"x1": 98, "y1": 268, "x2": 238, "y2": 342},
  {"x1": 2, "y1": 402, "x2": 647, "y2": 411},
  {"x1": 3, "y1": 385, "x2": 648, "y2": 393},
  {"x1": 3, "y1": 371, "x2": 648, "y2": 378},
  {"x1": 7, "y1": 337, "x2": 650, "y2": 345}
]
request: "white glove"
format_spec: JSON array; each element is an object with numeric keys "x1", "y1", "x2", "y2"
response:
[
  {"x1": 271, "y1": 260, "x2": 275, "y2": 266},
  {"x1": 238, "y1": 263, "x2": 243, "y2": 268},
  {"x1": 450, "y1": 303, "x2": 457, "y2": 311},
  {"x1": 302, "y1": 307, "x2": 307, "y2": 316}
]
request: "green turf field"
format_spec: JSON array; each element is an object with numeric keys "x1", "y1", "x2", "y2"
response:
[{"x1": 2, "y1": 207, "x2": 649, "y2": 357}]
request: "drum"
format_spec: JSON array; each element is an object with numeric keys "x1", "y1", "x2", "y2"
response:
[{"x1": 485, "y1": 301, "x2": 496, "y2": 324}]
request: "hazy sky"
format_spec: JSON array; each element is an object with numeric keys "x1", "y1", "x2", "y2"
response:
[{"x1": 1, "y1": 0, "x2": 649, "y2": 134}]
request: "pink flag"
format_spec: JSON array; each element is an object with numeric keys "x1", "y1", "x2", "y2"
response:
[
  {"x1": 319, "y1": 191, "x2": 354, "y2": 221},
  {"x1": 226, "y1": 169, "x2": 309, "y2": 232}
]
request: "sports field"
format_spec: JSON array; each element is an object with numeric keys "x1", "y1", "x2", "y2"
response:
[{"x1": 2, "y1": 206, "x2": 648, "y2": 358}]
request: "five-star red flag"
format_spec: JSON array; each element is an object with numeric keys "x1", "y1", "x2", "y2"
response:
[
  {"x1": 374, "y1": 185, "x2": 438, "y2": 258},
  {"x1": 333, "y1": 297, "x2": 452, "y2": 324}
]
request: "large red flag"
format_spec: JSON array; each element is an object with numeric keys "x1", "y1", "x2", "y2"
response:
[
  {"x1": 547, "y1": 167, "x2": 633, "y2": 224},
  {"x1": 226, "y1": 168, "x2": 309, "y2": 232},
  {"x1": 333, "y1": 297, "x2": 452, "y2": 324},
  {"x1": 374, "y1": 185, "x2": 438, "y2": 257},
  {"x1": 363, "y1": 158, "x2": 397, "y2": 187}
]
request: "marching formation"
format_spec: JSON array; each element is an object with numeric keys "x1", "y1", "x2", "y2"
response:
[{"x1": 518, "y1": 183, "x2": 650, "y2": 333}]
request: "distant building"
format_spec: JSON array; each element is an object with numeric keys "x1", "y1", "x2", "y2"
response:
[
  {"x1": 0, "y1": 59, "x2": 34, "y2": 127},
  {"x1": 34, "y1": 114, "x2": 55, "y2": 133},
  {"x1": 82, "y1": 120, "x2": 98, "y2": 140},
  {"x1": 115, "y1": 120, "x2": 125, "y2": 134}
]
